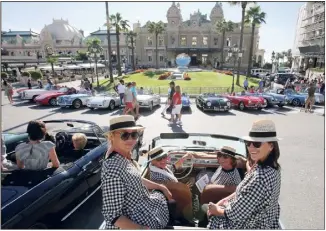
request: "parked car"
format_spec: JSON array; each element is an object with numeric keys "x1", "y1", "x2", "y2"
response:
[
  {"x1": 20, "y1": 85, "x2": 62, "y2": 101},
  {"x1": 57, "y1": 91, "x2": 93, "y2": 109},
  {"x1": 137, "y1": 89, "x2": 161, "y2": 111},
  {"x1": 276, "y1": 88, "x2": 306, "y2": 107},
  {"x1": 2, "y1": 132, "x2": 29, "y2": 154},
  {"x1": 99, "y1": 132, "x2": 284, "y2": 229},
  {"x1": 244, "y1": 92, "x2": 279, "y2": 107},
  {"x1": 263, "y1": 90, "x2": 287, "y2": 107},
  {"x1": 196, "y1": 93, "x2": 231, "y2": 112},
  {"x1": 300, "y1": 87, "x2": 325, "y2": 104},
  {"x1": 34, "y1": 88, "x2": 77, "y2": 106},
  {"x1": 86, "y1": 92, "x2": 121, "y2": 110},
  {"x1": 225, "y1": 93, "x2": 267, "y2": 111},
  {"x1": 181, "y1": 93, "x2": 191, "y2": 109},
  {"x1": 274, "y1": 73, "x2": 296, "y2": 85},
  {"x1": 1, "y1": 119, "x2": 144, "y2": 229},
  {"x1": 15, "y1": 86, "x2": 40, "y2": 97}
]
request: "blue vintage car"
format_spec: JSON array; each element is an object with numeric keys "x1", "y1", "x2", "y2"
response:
[
  {"x1": 276, "y1": 88, "x2": 306, "y2": 107},
  {"x1": 263, "y1": 90, "x2": 287, "y2": 107},
  {"x1": 181, "y1": 93, "x2": 191, "y2": 108},
  {"x1": 57, "y1": 91, "x2": 92, "y2": 109}
]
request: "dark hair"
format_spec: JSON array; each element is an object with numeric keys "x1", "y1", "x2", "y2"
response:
[
  {"x1": 257, "y1": 142, "x2": 281, "y2": 170},
  {"x1": 3, "y1": 80, "x2": 7, "y2": 86},
  {"x1": 27, "y1": 120, "x2": 46, "y2": 141},
  {"x1": 120, "y1": 80, "x2": 124, "y2": 84},
  {"x1": 127, "y1": 82, "x2": 132, "y2": 87},
  {"x1": 169, "y1": 81, "x2": 175, "y2": 86}
]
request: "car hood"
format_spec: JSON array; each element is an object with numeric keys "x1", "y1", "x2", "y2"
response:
[
  {"x1": 88, "y1": 96, "x2": 112, "y2": 103},
  {"x1": 137, "y1": 95, "x2": 153, "y2": 101},
  {"x1": 233, "y1": 95, "x2": 263, "y2": 102},
  {"x1": 36, "y1": 92, "x2": 64, "y2": 99},
  {"x1": 60, "y1": 94, "x2": 88, "y2": 99},
  {"x1": 2, "y1": 186, "x2": 29, "y2": 207}
]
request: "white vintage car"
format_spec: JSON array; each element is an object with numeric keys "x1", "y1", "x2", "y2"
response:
[
  {"x1": 20, "y1": 85, "x2": 62, "y2": 101},
  {"x1": 137, "y1": 89, "x2": 161, "y2": 111},
  {"x1": 57, "y1": 90, "x2": 93, "y2": 109},
  {"x1": 86, "y1": 92, "x2": 121, "y2": 110}
]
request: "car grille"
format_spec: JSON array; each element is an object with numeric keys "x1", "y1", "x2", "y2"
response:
[{"x1": 91, "y1": 104, "x2": 97, "y2": 107}]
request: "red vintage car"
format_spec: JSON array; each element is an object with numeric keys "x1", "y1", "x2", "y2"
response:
[
  {"x1": 34, "y1": 87, "x2": 77, "y2": 106},
  {"x1": 224, "y1": 93, "x2": 267, "y2": 111}
]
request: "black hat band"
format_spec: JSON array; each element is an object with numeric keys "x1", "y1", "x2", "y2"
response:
[
  {"x1": 110, "y1": 121, "x2": 136, "y2": 131},
  {"x1": 150, "y1": 149, "x2": 165, "y2": 159},
  {"x1": 220, "y1": 148, "x2": 236, "y2": 156},
  {"x1": 249, "y1": 131, "x2": 277, "y2": 138}
]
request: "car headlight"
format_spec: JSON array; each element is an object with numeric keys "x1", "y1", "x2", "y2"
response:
[
  {"x1": 248, "y1": 100, "x2": 252, "y2": 104},
  {"x1": 227, "y1": 101, "x2": 231, "y2": 106},
  {"x1": 206, "y1": 101, "x2": 211, "y2": 107}
]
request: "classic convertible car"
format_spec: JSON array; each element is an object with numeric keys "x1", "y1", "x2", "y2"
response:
[
  {"x1": 244, "y1": 92, "x2": 279, "y2": 107},
  {"x1": 196, "y1": 93, "x2": 231, "y2": 112},
  {"x1": 34, "y1": 88, "x2": 77, "y2": 106},
  {"x1": 1, "y1": 119, "x2": 144, "y2": 229},
  {"x1": 276, "y1": 89, "x2": 306, "y2": 107},
  {"x1": 57, "y1": 91, "x2": 93, "y2": 109},
  {"x1": 263, "y1": 90, "x2": 287, "y2": 107},
  {"x1": 225, "y1": 93, "x2": 267, "y2": 111},
  {"x1": 20, "y1": 85, "x2": 61, "y2": 101},
  {"x1": 137, "y1": 89, "x2": 161, "y2": 111},
  {"x1": 99, "y1": 133, "x2": 284, "y2": 229},
  {"x1": 86, "y1": 92, "x2": 121, "y2": 110},
  {"x1": 2, "y1": 132, "x2": 29, "y2": 154},
  {"x1": 300, "y1": 87, "x2": 325, "y2": 104}
]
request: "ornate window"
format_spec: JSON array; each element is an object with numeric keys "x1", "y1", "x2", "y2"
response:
[
  {"x1": 203, "y1": 36, "x2": 208, "y2": 46},
  {"x1": 192, "y1": 36, "x2": 197, "y2": 46},
  {"x1": 147, "y1": 36, "x2": 153, "y2": 46},
  {"x1": 226, "y1": 37, "x2": 231, "y2": 47},
  {"x1": 158, "y1": 36, "x2": 164, "y2": 46},
  {"x1": 180, "y1": 36, "x2": 186, "y2": 46},
  {"x1": 214, "y1": 38, "x2": 218, "y2": 46},
  {"x1": 148, "y1": 55, "x2": 152, "y2": 62},
  {"x1": 160, "y1": 55, "x2": 164, "y2": 62}
]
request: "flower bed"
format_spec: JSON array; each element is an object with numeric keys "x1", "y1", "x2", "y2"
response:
[
  {"x1": 158, "y1": 72, "x2": 170, "y2": 80},
  {"x1": 135, "y1": 69, "x2": 145, "y2": 73},
  {"x1": 183, "y1": 72, "x2": 191, "y2": 80}
]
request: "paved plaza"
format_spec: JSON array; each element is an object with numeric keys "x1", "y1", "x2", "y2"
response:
[{"x1": 1, "y1": 88, "x2": 325, "y2": 230}]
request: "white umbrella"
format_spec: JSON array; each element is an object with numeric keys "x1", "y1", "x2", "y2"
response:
[
  {"x1": 39, "y1": 65, "x2": 64, "y2": 71},
  {"x1": 63, "y1": 65, "x2": 82, "y2": 70}
]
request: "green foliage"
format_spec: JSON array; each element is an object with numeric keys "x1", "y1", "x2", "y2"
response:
[
  {"x1": 22, "y1": 71, "x2": 31, "y2": 77},
  {"x1": 28, "y1": 71, "x2": 43, "y2": 80},
  {"x1": 75, "y1": 51, "x2": 89, "y2": 61},
  {"x1": 1, "y1": 72, "x2": 8, "y2": 79},
  {"x1": 46, "y1": 56, "x2": 58, "y2": 65},
  {"x1": 154, "y1": 70, "x2": 166, "y2": 75},
  {"x1": 144, "y1": 70, "x2": 156, "y2": 78}
]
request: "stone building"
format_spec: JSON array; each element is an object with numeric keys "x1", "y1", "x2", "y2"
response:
[{"x1": 133, "y1": 2, "x2": 263, "y2": 69}]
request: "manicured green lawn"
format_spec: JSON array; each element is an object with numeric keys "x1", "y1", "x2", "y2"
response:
[{"x1": 97, "y1": 71, "x2": 259, "y2": 94}]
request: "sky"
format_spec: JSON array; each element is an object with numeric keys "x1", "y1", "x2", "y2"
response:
[{"x1": 1, "y1": 1, "x2": 304, "y2": 62}]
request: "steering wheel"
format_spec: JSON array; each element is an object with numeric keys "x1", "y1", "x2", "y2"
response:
[
  {"x1": 168, "y1": 152, "x2": 194, "y2": 180},
  {"x1": 55, "y1": 132, "x2": 69, "y2": 151}
]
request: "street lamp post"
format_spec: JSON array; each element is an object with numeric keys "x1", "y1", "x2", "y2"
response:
[
  {"x1": 271, "y1": 51, "x2": 275, "y2": 73},
  {"x1": 227, "y1": 44, "x2": 243, "y2": 93}
]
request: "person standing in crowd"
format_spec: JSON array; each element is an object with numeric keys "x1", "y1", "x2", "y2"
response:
[
  {"x1": 161, "y1": 81, "x2": 175, "y2": 117},
  {"x1": 47, "y1": 77, "x2": 53, "y2": 86},
  {"x1": 27, "y1": 78, "x2": 32, "y2": 89},
  {"x1": 170, "y1": 85, "x2": 182, "y2": 125},
  {"x1": 243, "y1": 78, "x2": 248, "y2": 91},
  {"x1": 320, "y1": 81, "x2": 325, "y2": 95},
  {"x1": 101, "y1": 115, "x2": 172, "y2": 229},
  {"x1": 116, "y1": 80, "x2": 125, "y2": 106},
  {"x1": 249, "y1": 86, "x2": 255, "y2": 93},
  {"x1": 258, "y1": 79, "x2": 264, "y2": 91},
  {"x1": 123, "y1": 82, "x2": 136, "y2": 118},
  {"x1": 3, "y1": 80, "x2": 13, "y2": 104},
  {"x1": 38, "y1": 80, "x2": 43, "y2": 89},
  {"x1": 131, "y1": 82, "x2": 140, "y2": 118},
  {"x1": 207, "y1": 119, "x2": 281, "y2": 229},
  {"x1": 83, "y1": 78, "x2": 90, "y2": 91},
  {"x1": 305, "y1": 82, "x2": 316, "y2": 112}
]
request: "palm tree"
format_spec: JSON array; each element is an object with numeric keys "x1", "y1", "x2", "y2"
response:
[
  {"x1": 109, "y1": 13, "x2": 130, "y2": 76},
  {"x1": 229, "y1": 1, "x2": 255, "y2": 85},
  {"x1": 244, "y1": 6, "x2": 266, "y2": 77},
  {"x1": 286, "y1": 49, "x2": 293, "y2": 67},
  {"x1": 86, "y1": 37, "x2": 103, "y2": 87},
  {"x1": 46, "y1": 56, "x2": 58, "y2": 77},
  {"x1": 126, "y1": 31, "x2": 137, "y2": 71},
  {"x1": 147, "y1": 21, "x2": 165, "y2": 69},
  {"x1": 105, "y1": 2, "x2": 114, "y2": 83},
  {"x1": 215, "y1": 19, "x2": 234, "y2": 70}
]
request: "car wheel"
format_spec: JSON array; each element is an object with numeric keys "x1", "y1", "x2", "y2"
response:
[
  {"x1": 149, "y1": 102, "x2": 153, "y2": 111},
  {"x1": 89, "y1": 107, "x2": 94, "y2": 110},
  {"x1": 278, "y1": 104, "x2": 284, "y2": 108},
  {"x1": 29, "y1": 222, "x2": 48, "y2": 229},
  {"x1": 238, "y1": 102, "x2": 245, "y2": 111},
  {"x1": 32, "y1": 95, "x2": 38, "y2": 102},
  {"x1": 49, "y1": 98, "x2": 57, "y2": 106},
  {"x1": 72, "y1": 99, "x2": 82, "y2": 109},
  {"x1": 109, "y1": 100, "x2": 115, "y2": 110},
  {"x1": 257, "y1": 107, "x2": 262, "y2": 111},
  {"x1": 292, "y1": 98, "x2": 301, "y2": 107}
]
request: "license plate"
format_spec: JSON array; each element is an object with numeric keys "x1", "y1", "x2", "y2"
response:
[
  {"x1": 91, "y1": 104, "x2": 97, "y2": 107},
  {"x1": 214, "y1": 107, "x2": 220, "y2": 111}
]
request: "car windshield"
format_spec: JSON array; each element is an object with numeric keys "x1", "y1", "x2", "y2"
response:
[
  {"x1": 203, "y1": 93, "x2": 219, "y2": 97},
  {"x1": 2, "y1": 133, "x2": 23, "y2": 142},
  {"x1": 153, "y1": 133, "x2": 247, "y2": 157},
  {"x1": 138, "y1": 89, "x2": 153, "y2": 95},
  {"x1": 58, "y1": 88, "x2": 69, "y2": 93}
]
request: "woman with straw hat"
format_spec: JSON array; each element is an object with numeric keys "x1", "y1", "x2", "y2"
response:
[
  {"x1": 101, "y1": 115, "x2": 172, "y2": 229},
  {"x1": 207, "y1": 119, "x2": 282, "y2": 229}
]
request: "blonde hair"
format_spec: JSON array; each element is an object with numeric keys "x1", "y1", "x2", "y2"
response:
[
  {"x1": 175, "y1": 85, "x2": 181, "y2": 93},
  {"x1": 72, "y1": 133, "x2": 87, "y2": 150}
]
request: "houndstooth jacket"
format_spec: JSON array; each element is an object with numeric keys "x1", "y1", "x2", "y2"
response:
[
  {"x1": 208, "y1": 164, "x2": 281, "y2": 229},
  {"x1": 210, "y1": 166, "x2": 242, "y2": 186},
  {"x1": 101, "y1": 152, "x2": 170, "y2": 229}
]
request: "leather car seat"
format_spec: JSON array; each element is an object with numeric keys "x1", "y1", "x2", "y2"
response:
[{"x1": 200, "y1": 184, "x2": 236, "y2": 205}]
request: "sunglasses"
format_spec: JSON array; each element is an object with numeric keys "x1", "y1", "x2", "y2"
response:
[
  {"x1": 119, "y1": 131, "x2": 139, "y2": 141},
  {"x1": 217, "y1": 153, "x2": 231, "y2": 159},
  {"x1": 245, "y1": 141, "x2": 263, "y2": 148}
]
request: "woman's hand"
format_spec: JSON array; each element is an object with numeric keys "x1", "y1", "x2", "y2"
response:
[
  {"x1": 216, "y1": 198, "x2": 228, "y2": 207},
  {"x1": 174, "y1": 153, "x2": 193, "y2": 169},
  {"x1": 207, "y1": 202, "x2": 224, "y2": 217},
  {"x1": 159, "y1": 184, "x2": 173, "y2": 201}
]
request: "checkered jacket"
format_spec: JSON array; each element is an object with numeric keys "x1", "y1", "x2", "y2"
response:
[
  {"x1": 210, "y1": 166, "x2": 242, "y2": 186},
  {"x1": 150, "y1": 165, "x2": 178, "y2": 183},
  {"x1": 208, "y1": 165, "x2": 281, "y2": 229},
  {"x1": 101, "y1": 152, "x2": 169, "y2": 229}
]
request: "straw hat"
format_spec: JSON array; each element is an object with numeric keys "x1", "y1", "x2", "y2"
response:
[
  {"x1": 242, "y1": 119, "x2": 280, "y2": 142},
  {"x1": 218, "y1": 146, "x2": 239, "y2": 159},
  {"x1": 147, "y1": 146, "x2": 168, "y2": 161},
  {"x1": 105, "y1": 115, "x2": 145, "y2": 134}
]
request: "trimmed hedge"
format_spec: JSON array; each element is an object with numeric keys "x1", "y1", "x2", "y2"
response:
[
  {"x1": 1, "y1": 72, "x2": 8, "y2": 79},
  {"x1": 22, "y1": 71, "x2": 31, "y2": 77},
  {"x1": 143, "y1": 70, "x2": 155, "y2": 78},
  {"x1": 28, "y1": 71, "x2": 43, "y2": 80}
]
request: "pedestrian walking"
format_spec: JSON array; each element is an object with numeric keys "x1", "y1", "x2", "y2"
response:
[
  {"x1": 27, "y1": 78, "x2": 32, "y2": 89},
  {"x1": 131, "y1": 82, "x2": 140, "y2": 118},
  {"x1": 161, "y1": 81, "x2": 175, "y2": 117},
  {"x1": 38, "y1": 80, "x2": 43, "y2": 89},
  {"x1": 305, "y1": 82, "x2": 316, "y2": 113},
  {"x1": 3, "y1": 80, "x2": 14, "y2": 104},
  {"x1": 84, "y1": 78, "x2": 90, "y2": 91},
  {"x1": 170, "y1": 85, "x2": 182, "y2": 125},
  {"x1": 123, "y1": 82, "x2": 136, "y2": 118},
  {"x1": 116, "y1": 80, "x2": 125, "y2": 105},
  {"x1": 243, "y1": 78, "x2": 248, "y2": 91}
]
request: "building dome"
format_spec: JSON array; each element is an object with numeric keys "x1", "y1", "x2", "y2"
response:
[
  {"x1": 40, "y1": 19, "x2": 84, "y2": 42},
  {"x1": 210, "y1": 2, "x2": 224, "y2": 22}
]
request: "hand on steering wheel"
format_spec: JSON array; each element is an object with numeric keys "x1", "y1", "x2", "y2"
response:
[
  {"x1": 168, "y1": 152, "x2": 194, "y2": 180},
  {"x1": 55, "y1": 132, "x2": 69, "y2": 151}
]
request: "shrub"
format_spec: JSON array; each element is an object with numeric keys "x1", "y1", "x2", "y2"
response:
[
  {"x1": 1, "y1": 72, "x2": 8, "y2": 80},
  {"x1": 144, "y1": 70, "x2": 155, "y2": 78},
  {"x1": 184, "y1": 77, "x2": 191, "y2": 81},
  {"x1": 158, "y1": 72, "x2": 170, "y2": 80},
  {"x1": 154, "y1": 70, "x2": 166, "y2": 75},
  {"x1": 28, "y1": 71, "x2": 43, "y2": 80},
  {"x1": 22, "y1": 71, "x2": 31, "y2": 77}
]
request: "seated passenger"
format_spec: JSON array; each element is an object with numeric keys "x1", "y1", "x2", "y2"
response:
[
  {"x1": 149, "y1": 146, "x2": 191, "y2": 183},
  {"x1": 71, "y1": 133, "x2": 88, "y2": 159},
  {"x1": 15, "y1": 120, "x2": 60, "y2": 170}
]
